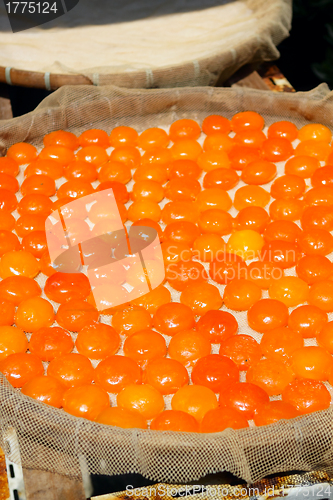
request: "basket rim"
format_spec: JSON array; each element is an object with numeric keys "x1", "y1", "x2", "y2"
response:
[{"x1": 0, "y1": 0, "x2": 292, "y2": 89}]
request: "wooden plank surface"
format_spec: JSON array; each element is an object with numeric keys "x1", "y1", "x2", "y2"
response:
[
  {"x1": 0, "y1": 450, "x2": 9, "y2": 500},
  {"x1": 22, "y1": 468, "x2": 86, "y2": 500}
]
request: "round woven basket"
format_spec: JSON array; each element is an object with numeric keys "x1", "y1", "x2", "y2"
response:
[
  {"x1": 0, "y1": 0, "x2": 291, "y2": 89},
  {"x1": 1, "y1": 84, "x2": 333, "y2": 485}
]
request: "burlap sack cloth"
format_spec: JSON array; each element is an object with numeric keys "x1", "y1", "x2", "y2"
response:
[
  {"x1": 0, "y1": 0, "x2": 291, "y2": 88},
  {"x1": 1, "y1": 84, "x2": 333, "y2": 485}
]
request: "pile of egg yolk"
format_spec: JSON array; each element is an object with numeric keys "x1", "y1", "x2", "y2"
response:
[{"x1": 1, "y1": 116, "x2": 333, "y2": 432}]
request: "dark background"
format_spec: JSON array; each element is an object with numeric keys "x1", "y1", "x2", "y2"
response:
[
  {"x1": 6, "y1": 0, "x2": 333, "y2": 117},
  {"x1": 278, "y1": 0, "x2": 333, "y2": 91}
]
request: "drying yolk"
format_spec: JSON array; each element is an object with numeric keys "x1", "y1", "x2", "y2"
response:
[
  {"x1": 21, "y1": 174, "x2": 56, "y2": 197},
  {"x1": 79, "y1": 129, "x2": 110, "y2": 148},
  {"x1": 226, "y1": 230, "x2": 264, "y2": 260},
  {"x1": 197, "y1": 151, "x2": 230, "y2": 171},
  {"x1": 0, "y1": 326, "x2": 28, "y2": 359},
  {"x1": 63, "y1": 384, "x2": 110, "y2": 421},
  {"x1": 96, "y1": 407, "x2": 147, "y2": 429},
  {"x1": 112, "y1": 306, "x2": 152, "y2": 336},
  {"x1": 203, "y1": 133, "x2": 234, "y2": 153},
  {"x1": 76, "y1": 146, "x2": 109, "y2": 167},
  {"x1": 271, "y1": 174, "x2": 306, "y2": 199},
  {"x1": 234, "y1": 206, "x2": 270, "y2": 233},
  {"x1": 138, "y1": 128, "x2": 170, "y2": 150},
  {"x1": 163, "y1": 221, "x2": 201, "y2": 247},
  {"x1": 0, "y1": 353, "x2": 44, "y2": 388},
  {"x1": 209, "y1": 252, "x2": 247, "y2": 284},
  {"x1": 317, "y1": 322, "x2": 333, "y2": 353},
  {"x1": 162, "y1": 201, "x2": 200, "y2": 225},
  {"x1": 191, "y1": 354, "x2": 239, "y2": 393},
  {"x1": 123, "y1": 329, "x2": 167, "y2": 368},
  {"x1": 44, "y1": 130, "x2": 79, "y2": 150},
  {"x1": 64, "y1": 161, "x2": 98, "y2": 183},
  {"x1": 95, "y1": 355, "x2": 142, "y2": 393},
  {"x1": 295, "y1": 140, "x2": 331, "y2": 161},
  {"x1": 109, "y1": 126, "x2": 138, "y2": 148},
  {"x1": 56, "y1": 299, "x2": 99, "y2": 332},
  {"x1": 288, "y1": 305, "x2": 328, "y2": 339},
  {"x1": 0, "y1": 250, "x2": 40, "y2": 279},
  {"x1": 152, "y1": 302, "x2": 195, "y2": 336},
  {"x1": 219, "y1": 334, "x2": 262, "y2": 371},
  {"x1": 117, "y1": 383, "x2": 164, "y2": 420},
  {"x1": 168, "y1": 330, "x2": 211, "y2": 367},
  {"x1": 0, "y1": 157, "x2": 19, "y2": 177},
  {"x1": 44, "y1": 272, "x2": 91, "y2": 304},
  {"x1": 200, "y1": 407, "x2": 249, "y2": 433},
  {"x1": 0, "y1": 276, "x2": 41, "y2": 305},
  {"x1": 168, "y1": 159, "x2": 201, "y2": 180},
  {"x1": 98, "y1": 161, "x2": 132, "y2": 184},
  {"x1": 143, "y1": 357, "x2": 189, "y2": 395},
  {"x1": 260, "y1": 326, "x2": 303, "y2": 365},
  {"x1": 198, "y1": 209, "x2": 233, "y2": 235},
  {"x1": 269, "y1": 276, "x2": 309, "y2": 307},
  {"x1": 285, "y1": 155, "x2": 320, "y2": 178},
  {"x1": 260, "y1": 241, "x2": 302, "y2": 269},
  {"x1": 298, "y1": 123, "x2": 332, "y2": 143},
  {"x1": 223, "y1": 278, "x2": 261, "y2": 311},
  {"x1": 267, "y1": 121, "x2": 298, "y2": 142},
  {"x1": 170, "y1": 139, "x2": 202, "y2": 161},
  {"x1": 233, "y1": 185, "x2": 270, "y2": 210},
  {"x1": 171, "y1": 385, "x2": 218, "y2": 423},
  {"x1": 202, "y1": 115, "x2": 231, "y2": 135},
  {"x1": 132, "y1": 180, "x2": 165, "y2": 203},
  {"x1": 231, "y1": 111, "x2": 264, "y2": 133},
  {"x1": 7, "y1": 143, "x2": 37, "y2": 165},
  {"x1": 253, "y1": 401, "x2": 300, "y2": 426},
  {"x1": 166, "y1": 259, "x2": 208, "y2": 291},
  {"x1": 15, "y1": 296, "x2": 55, "y2": 333},
  {"x1": 220, "y1": 382, "x2": 269, "y2": 419},
  {"x1": 291, "y1": 346, "x2": 332, "y2": 381},
  {"x1": 195, "y1": 310, "x2": 238, "y2": 344},
  {"x1": 22, "y1": 375, "x2": 67, "y2": 409},
  {"x1": 180, "y1": 282, "x2": 222, "y2": 316},
  {"x1": 234, "y1": 130, "x2": 266, "y2": 149},
  {"x1": 311, "y1": 166, "x2": 333, "y2": 188},
  {"x1": 39, "y1": 146, "x2": 75, "y2": 166},
  {"x1": 246, "y1": 358, "x2": 295, "y2": 396},
  {"x1": 241, "y1": 160, "x2": 276, "y2": 185},
  {"x1": 24, "y1": 159, "x2": 64, "y2": 180},
  {"x1": 29, "y1": 327, "x2": 74, "y2": 361},
  {"x1": 247, "y1": 299, "x2": 289, "y2": 333},
  {"x1": 264, "y1": 220, "x2": 302, "y2": 243},
  {"x1": 169, "y1": 119, "x2": 201, "y2": 142},
  {"x1": 282, "y1": 379, "x2": 331, "y2": 415},
  {"x1": 47, "y1": 353, "x2": 94, "y2": 388},
  {"x1": 75, "y1": 322, "x2": 120, "y2": 360},
  {"x1": 203, "y1": 168, "x2": 239, "y2": 190},
  {"x1": 269, "y1": 198, "x2": 305, "y2": 222},
  {"x1": 309, "y1": 280, "x2": 333, "y2": 312},
  {"x1": 194, "y1": 233, "x2": 226, "y2": 262},
  {"x1": 196, "y1": 188, "x2": 232, "y2": 212},
  {"x1": 150, "y1": 410, "x2": 199, "y2": 432}
]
